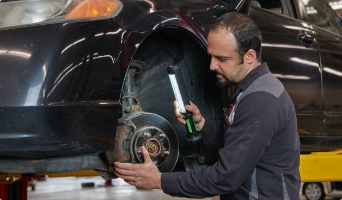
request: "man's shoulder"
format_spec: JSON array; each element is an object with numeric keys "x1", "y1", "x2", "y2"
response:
[
  {"x1": 235, "y1": 72, "x2": 286, "y2": 108},
  {"x1": 244, "y1": 72, "x2": 285, "y2": 99}
]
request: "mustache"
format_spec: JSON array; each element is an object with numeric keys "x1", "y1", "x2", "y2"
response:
[{"x1": 213, "y1": 70, "x2": 228, "y2": 79}]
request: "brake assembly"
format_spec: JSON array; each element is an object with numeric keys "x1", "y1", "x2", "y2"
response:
[{"x1": 105, "y1": 112, "x2": 179, "y2": 178}]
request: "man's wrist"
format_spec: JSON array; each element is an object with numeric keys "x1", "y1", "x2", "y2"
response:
[
  {"x1": 197, "y1": 117, "x2": 205, "y2": 131},
  {"x1": 157, "y1": 172, "x2": 162, "y2": 189}
]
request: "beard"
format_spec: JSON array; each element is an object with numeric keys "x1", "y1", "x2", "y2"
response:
[{"x1": 214, "y1": 70, "x2": 236, "y2": 89}]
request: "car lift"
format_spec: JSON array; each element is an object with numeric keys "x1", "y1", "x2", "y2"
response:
[
  {"x1": 1, "y1": 151, "x2": 342, "y2": 200},
  {"x1": 300, "y1": 150, "x2": 342, "y2": 182},
  {"x1": 0, "y1": 174, "x2": 32, "y2": 200}
]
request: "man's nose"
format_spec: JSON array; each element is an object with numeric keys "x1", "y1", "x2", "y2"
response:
[{"x1": 209, "y1": 58, "x2": 219, "y2": 71}]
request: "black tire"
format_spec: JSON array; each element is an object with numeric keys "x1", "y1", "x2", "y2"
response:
[{"x1": 303, "y1": 182, "x2": 325, "y2": 200}]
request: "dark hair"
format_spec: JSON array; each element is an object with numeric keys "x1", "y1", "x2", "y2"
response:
[{"x1": 211, "y1": 12, "x2": 262, "y2": 63}]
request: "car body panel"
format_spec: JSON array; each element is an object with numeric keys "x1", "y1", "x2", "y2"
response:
[
  {"x1": 250, "y1": 6, "x2": 324, "y2": 150},
  {"x1": 295, "y1": 0, "x2": 342, "y2": 151},
  {"x1": 0, "y1": 19, "x2": 130, "y2": 158}
]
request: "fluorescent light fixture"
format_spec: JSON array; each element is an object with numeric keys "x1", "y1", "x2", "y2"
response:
[{"x1": 168, "y1": 74, "x2": 186, "y2": 113}]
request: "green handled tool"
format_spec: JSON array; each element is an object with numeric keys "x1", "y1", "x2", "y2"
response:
[{"x1": 167, "y1": 64, "x2": 201, "y2": 143}]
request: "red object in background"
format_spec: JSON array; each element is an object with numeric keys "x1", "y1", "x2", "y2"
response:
[
  {"x1": 105, "y1": 179, "x2": 112, "y2": 186},
  {"x1": 20, "y1": 176, "x2": 28, "y2": 200},
  {"x1": 0, "y1": 175, "x2": 43, "y2": 200},
  {"x1": 0, "y1": 184, "x2": 9, "y2": 200}
]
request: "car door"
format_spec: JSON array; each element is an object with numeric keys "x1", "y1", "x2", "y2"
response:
[
  {"x1": 249, "y1": 0, "x2": 323, "y2": 152},
  {"x1": 298, "y1": 0, "x2": 342, "y2": 151}
]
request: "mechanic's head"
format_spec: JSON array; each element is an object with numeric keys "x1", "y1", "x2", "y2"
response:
[{"x1": 207, "y1": 12, "x2": 262, "y2": 89}]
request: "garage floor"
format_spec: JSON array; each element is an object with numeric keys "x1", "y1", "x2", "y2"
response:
[
  {"x1": 27, "y1": 176, "x2": 212, "y2": 200},
  {"x1": 27, "y1": 176, "x2": 336, "y2": 200}
]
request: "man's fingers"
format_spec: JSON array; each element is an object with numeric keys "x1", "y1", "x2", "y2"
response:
[
  {"x1": 115, "y1": 167, "x2": 136, "y2": 176},
  {"x1": 174, "y1": 100, "x2": 186, "y2": 125},
  {"x1": 178, "y1": 118, "x2": 186, "y2": 125},
  {"x1": 174, "y1": 100, "x2": 183, "y2": 117},
  {"x1": 114, "y1": 162, "x2": 136, "y2": 170},
  {"x1": 124, "y1": 180, "x2": 135, "y2": 186},
  {"x1": 114, "y1": 171, "x2": 135, "y2": 181},
  {"x1": 142, "y1": 146, "x2": 152, "y2": 163},
  {"x1": 186, "y1": 101, "x2": 200, "y2": 115}
]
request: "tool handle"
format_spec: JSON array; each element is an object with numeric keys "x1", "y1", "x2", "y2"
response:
[{"x1": 183, "y1": 112, "x2": 202, "y2": 143}]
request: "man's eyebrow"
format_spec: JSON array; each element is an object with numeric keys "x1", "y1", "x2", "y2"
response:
[{"x1": 212, "y1": 55, "x2": 230, "y2": 59}]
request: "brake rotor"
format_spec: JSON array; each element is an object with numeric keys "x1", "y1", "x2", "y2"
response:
[{"x1": 121, "y1": 112, "x2": 179, "y2": 172}]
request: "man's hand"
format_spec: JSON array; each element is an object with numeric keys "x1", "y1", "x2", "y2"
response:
[
  {"x1": 114, "y1": 146, "x2": 162, "y2": 190},
  {"x1": 174, "y1": 100, "x2": 205, "y2": 131}
]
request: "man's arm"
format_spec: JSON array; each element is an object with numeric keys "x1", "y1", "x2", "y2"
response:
[
  {"x1": 162, "y1": 92, "x2": 278, "y2": 198},
  {"x1": 174, "y1": 100, "x2": 222, "y2": 157},
  {"x1": 199, "y1": 119, "x2": 222, "y2": 157}
]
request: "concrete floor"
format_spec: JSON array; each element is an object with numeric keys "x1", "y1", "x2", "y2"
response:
[
  {"x1": 27, "y1": 176, "x2": 340, "y2": 200},
  {"x1": 27, "y1": 176, "x2": 213, "y2": 200}
]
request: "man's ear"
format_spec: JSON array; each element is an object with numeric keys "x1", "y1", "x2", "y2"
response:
[{"x1": 244, "y1": 49, "x2": 257, "y2": 64}]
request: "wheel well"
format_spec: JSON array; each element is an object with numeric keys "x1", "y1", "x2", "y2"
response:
[{"x1": 121, "y1": 27, "x2": 223, "y2": 156}]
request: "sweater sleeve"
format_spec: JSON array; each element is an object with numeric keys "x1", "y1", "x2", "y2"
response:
[
  {"x1": 198, "y1": 119, "x2": 222, "y2": 157},
  {"x1": 161, "y1": 92, "x2": 278, "y2": 198}
]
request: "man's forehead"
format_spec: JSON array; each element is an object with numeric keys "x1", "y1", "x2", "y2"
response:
[{"x1": 207, "y1": 29, "x2": 236, "y2": 55}]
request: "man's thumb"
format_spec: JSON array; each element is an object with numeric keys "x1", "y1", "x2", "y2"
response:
[{"x1": 142, "y1": 146, "x2": 152, "y2": 163}]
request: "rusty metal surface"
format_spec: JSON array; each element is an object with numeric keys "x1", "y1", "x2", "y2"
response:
[
  {"x1": 0, "y1": 173, "x2": 21, "y2": 184},
  {"x1": 106, "y1": 119, "x2": 134, "y2": 164},
  {"x1": 146, "y1": 139, "x2": 161, "y2": 156}
]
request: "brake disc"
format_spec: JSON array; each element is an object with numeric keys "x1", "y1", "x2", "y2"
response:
[{"x1": 121, "y1": 112, "x2": 179, "y2": 172}]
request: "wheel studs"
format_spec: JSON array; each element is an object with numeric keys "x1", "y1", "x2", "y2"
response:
[{"x1": 143, "y1": 132, "x2": 151, "y2": 137}]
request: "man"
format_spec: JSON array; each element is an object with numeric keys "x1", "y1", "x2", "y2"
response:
[{"x1": 114, "y1": 12, "x2": 301, "y2": 199}]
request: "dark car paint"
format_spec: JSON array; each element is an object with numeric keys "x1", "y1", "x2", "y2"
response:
[
  {"x1": 293, "y1": 0, "x2": 342, "y2": 152},
  {"x1": 0, "y1": 19, "x2": 134, "y2": 158},
  {"x1": 250, "y1": 6, "x2": 324, "y2": 148},
  {"x1": 310, "y1": 14, "x2": 342, "y2": 151},
  {"x1": 0, "y1": 0, "x2": 341, "y2": 164}
]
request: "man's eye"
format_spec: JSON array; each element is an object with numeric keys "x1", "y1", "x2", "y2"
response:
[{"x1": 219, "y1": 58, "x2": 227, "y2": 62}]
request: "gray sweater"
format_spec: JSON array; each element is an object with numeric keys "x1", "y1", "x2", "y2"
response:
[{"x1": 161, "y1": 62, "x2": 301, "y2": 200}]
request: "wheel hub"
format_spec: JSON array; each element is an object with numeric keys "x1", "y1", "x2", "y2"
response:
[
  {"x1": 146, "y1": 139, "x2": 160, "y2": 155},
  {"x1": 118, "y1": 111, "x2": 179, "y2": 172},
  {"x1": 133, "y1": 126, "x2": 170, "y2": 167}
]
